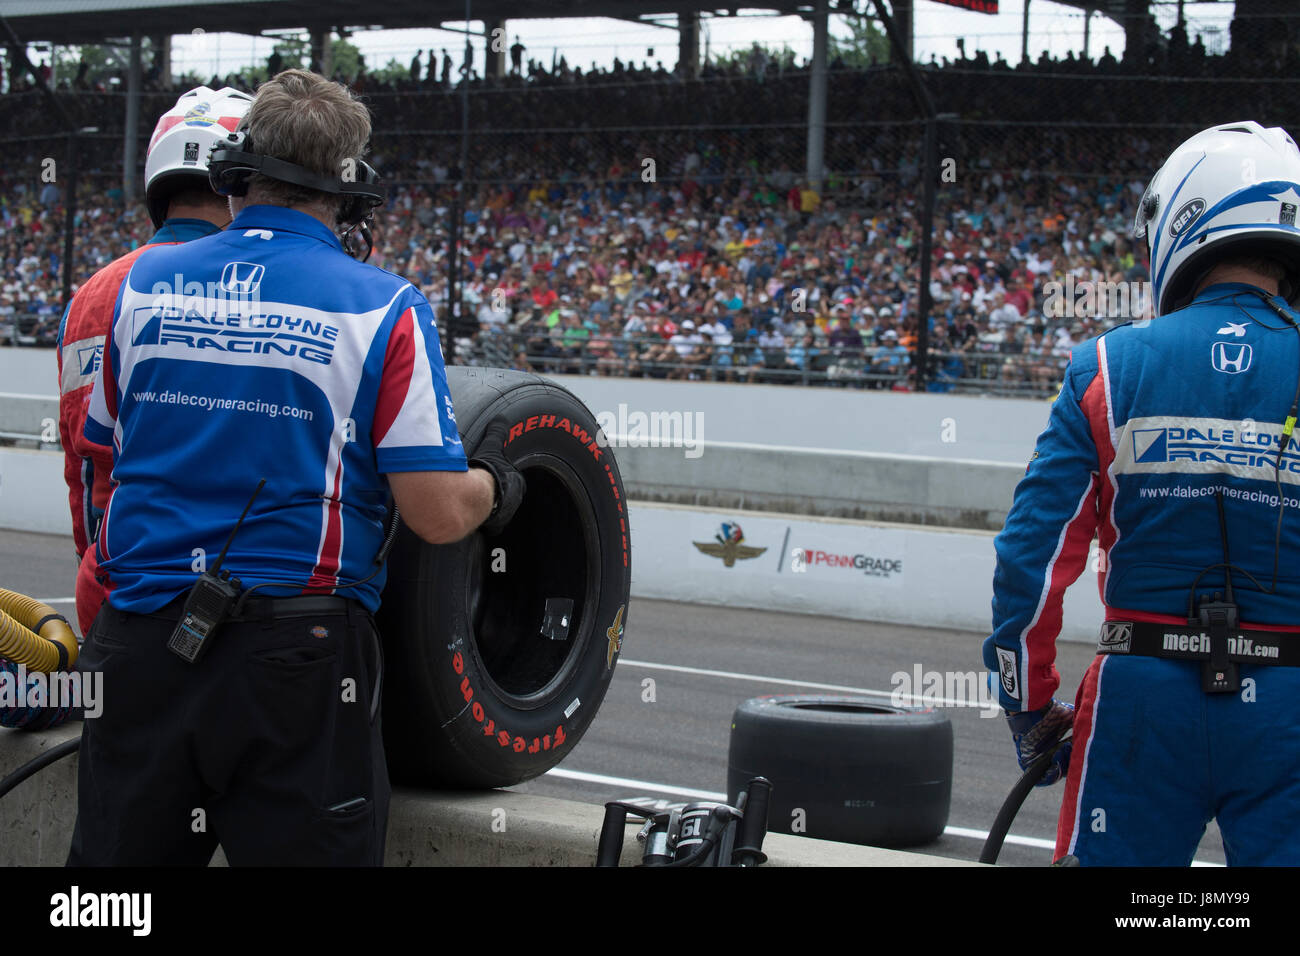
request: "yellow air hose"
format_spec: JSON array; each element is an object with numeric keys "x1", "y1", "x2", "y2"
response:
[{"x1": 0, "y1": 588, "x2": 79, "y2": 673}]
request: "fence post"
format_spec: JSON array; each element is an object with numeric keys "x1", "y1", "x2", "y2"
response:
[
  {"x1": 917, "y1": 115, "x2": 936, "y2": 392},
  {"x1": 62, "y1": 130, "x2": 78, "y2": 310}
]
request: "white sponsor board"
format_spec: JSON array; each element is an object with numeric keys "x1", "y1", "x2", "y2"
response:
[
  {"x1": 0, "y1": 448, "x2": 1104, "y2": 641},
  {"x1": 631, "y1": 502, "x2": 1105, "y2": 642}
]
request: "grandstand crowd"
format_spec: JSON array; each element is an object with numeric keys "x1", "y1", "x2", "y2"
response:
[{"x1": 3, "y1": 39, "x2": 1292, "y2": 394}]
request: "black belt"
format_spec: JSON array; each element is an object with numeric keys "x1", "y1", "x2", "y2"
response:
[
  {"x1": 1097, "y1": 620, "x2": 1300, "y2": 667},
  {"x1": 143, "y1": 593, "x2": 356, "y2": 622},
  {"x1": 231, "y1": 594, "x2": 357, "y2": 621}
]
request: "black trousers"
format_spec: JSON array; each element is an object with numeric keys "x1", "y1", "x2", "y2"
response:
[{"x1": 67, "y1": 595, "x2": 390, "y2": 866}]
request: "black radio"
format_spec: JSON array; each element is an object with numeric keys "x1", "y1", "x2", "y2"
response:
[{"x1": 166, "y1": 480, "x2": 264, "y2": 664}]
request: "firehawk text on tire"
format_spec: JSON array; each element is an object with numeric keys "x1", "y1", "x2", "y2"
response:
[
  {"x1": 377, "y1": 368, "x2": 631, "y2": 787},
  {"x1": 727, "y1": 694, "x2": 952, "y2": 847}
]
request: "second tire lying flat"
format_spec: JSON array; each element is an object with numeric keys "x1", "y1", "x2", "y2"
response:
[{"x1": 727, "y1": 694, "x2": 952, "y2": 848}]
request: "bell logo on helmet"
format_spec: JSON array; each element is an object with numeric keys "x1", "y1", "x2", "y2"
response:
[{"x1": 1169, "y1": 198, "x2": 1206, "y2": 238}]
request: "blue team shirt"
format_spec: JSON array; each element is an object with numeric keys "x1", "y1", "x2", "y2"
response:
[{"x1": 86, "y1": 205, "x2": 466, "y2": 613}]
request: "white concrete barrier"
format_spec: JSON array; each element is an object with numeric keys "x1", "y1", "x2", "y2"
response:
[
  {"x1": 0, "y1": 449, "x2": 72, "y2": 536},
  {"x1": 0, "y1": 449, "x2": 1102, "y2": 643},
  {"x1": 0, "y1": 347, "x2": 56, "y2": 397},
  {"x1": 628, "y1": 502, "x2": 1105, "y2": 643},
  {"x1": 552, "y1": 373, "x2": 1051, "y2": 462},
  {"x1": 0, "y1": 392, "x2": 58, "y2": 442},
  {"x1": 0, "y1": 351, "x2": 1053, "y2": 459},
  {"x1": 614, "y1": 440, "x2": 1021, "y2": 528}
]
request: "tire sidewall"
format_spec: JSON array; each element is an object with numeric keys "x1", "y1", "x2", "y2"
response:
[{"x1": 381, "y1": 380, "x2": 631, "y2": 787}]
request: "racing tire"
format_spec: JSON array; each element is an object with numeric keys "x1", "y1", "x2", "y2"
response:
[
  {"x1": 376, "y1": 367, "x2": 631, "y2": 787},
  {"x1": 727, "y1": 695, "x2": 952, "y2": 848}
]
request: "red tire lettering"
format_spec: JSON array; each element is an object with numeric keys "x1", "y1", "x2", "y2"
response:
[
  {"x1": 553, "y1": 725, "x2": 566, "y2": 747},
  {"x1": 513, "y1": 736, "x2": 526, "y2": 753},
  {"x1": 542, "y1": 735, "x2": 551, "y2": 750},
  {"x1": 483, "y1": 719, "x2": 495, "y2": 736},
  {"x1": 497, "y1": 730, "x2": 510, "y2": 747},
  {"x1": 452, "y1": 651, "x2": 464, "y2": 674},
  {"x1": 460, "y1": 676, "x2": 473, "y2": 703},
  {"x1": 528, "y1": 737, "x2": 541, "y2": 754},
  {"x1": 472, "y1": 701, "x2": 484, "y2": 722}
]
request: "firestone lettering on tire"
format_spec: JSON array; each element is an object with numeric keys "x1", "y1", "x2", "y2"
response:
[{"x1": 451, "y1": 650, "x2": 566, "y2": 754}]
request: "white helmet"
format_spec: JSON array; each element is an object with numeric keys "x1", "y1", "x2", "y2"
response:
[
  {"x1": 1134, "y1": 120, "x2": 1300, "y2": 315},
  {"x1": 144, "y1": 86, "x2": 253, "y2": 227}
]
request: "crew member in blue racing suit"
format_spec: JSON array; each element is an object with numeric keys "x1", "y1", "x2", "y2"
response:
[
  {"x1": 67, "y1": 70, "x2": 524, "y2": 866},
  {"x1": 985, "y1": 121, "x2": 1300, "y2": 866}
]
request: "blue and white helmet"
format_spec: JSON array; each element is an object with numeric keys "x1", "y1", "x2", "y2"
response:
[{"x1": 1134, "y1": 121, "x2": 1300, "y2": 316}]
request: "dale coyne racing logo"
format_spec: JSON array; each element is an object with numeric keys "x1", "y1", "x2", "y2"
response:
[{"x1": 1120, "y1": 417, "x2": 1300, "y2": 479}]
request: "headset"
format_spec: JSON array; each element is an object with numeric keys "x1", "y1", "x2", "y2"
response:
[{"x1": 207, "y1": 122, "x2": 387, "y2": 261}]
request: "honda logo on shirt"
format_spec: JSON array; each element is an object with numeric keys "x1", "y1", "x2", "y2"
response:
[
  {"x1": 1211, "y1": 341, "x2": 1252, "y2": 374},
  {"x1": 219, "y1": 261, "x2": 265, "y2": 296}
]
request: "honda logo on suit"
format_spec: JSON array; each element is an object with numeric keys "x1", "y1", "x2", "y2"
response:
[
  {"x1": 219, "y1": 261, "x2": 265, "y2": 296},
  {"x1": 1211, "y1": 341, "x2": 1253, "y2": 374}
]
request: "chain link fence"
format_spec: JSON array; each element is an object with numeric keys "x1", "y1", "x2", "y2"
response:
[{"x1": 3, "y1": 64, "x2": 1300, "y2": 396}]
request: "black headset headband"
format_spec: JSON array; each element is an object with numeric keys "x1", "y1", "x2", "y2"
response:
[{"x1": 207, "y1": 129, "x2": 386, "y2": 226}]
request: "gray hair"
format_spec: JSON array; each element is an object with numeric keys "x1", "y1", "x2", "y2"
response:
[{"x1": 243, "y1": 69, "x2": 371, "y2": 218}]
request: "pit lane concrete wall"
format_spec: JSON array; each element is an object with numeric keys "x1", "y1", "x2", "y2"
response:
[
  {"x1": 2, "y1": 361, "x2": 1090, "y2": 638},
  {"x1": 1, "y1": 351, "x2": 1053, "y2": 461},
  {"x1": 0, "y1": 449, "x2": 1103, "y2": 641},
  {"x1": 628, "y1": 501, "x2": 1104, "y2": 643},
  {"x1": 0, "y1": 721, "x2": 979, "y2": 867},
  {"x1": 3, "y1": 353, "x2": 1044, "y2": 527}
]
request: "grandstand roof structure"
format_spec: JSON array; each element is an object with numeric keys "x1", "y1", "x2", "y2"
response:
[{"x1": 0, "y1": 0, "x2": 812, "y2": 44}]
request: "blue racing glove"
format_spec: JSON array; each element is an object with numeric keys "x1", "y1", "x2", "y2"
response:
[{"x1": 1005, "y1": 700, "x2": 1074, "y2": 787}]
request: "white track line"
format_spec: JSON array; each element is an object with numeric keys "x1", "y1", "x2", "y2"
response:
[
  {"x1": 35, "y1": 598, "x2": 76, "y2": 604},
  {"x1": 545, "y1": 767, "x2": 1054, "y2": 851},
  {"x1": 546, "y1": 767, "x2": 728, "y2": 802},
  {"x1": 620, "y1": 658, "x2": 993, "y2": 710},
  {"x1": 586, "y1": 666, "x2": 1227, "y2": 866}
]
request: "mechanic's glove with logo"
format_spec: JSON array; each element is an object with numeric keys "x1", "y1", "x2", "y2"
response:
[
  {"x1": 470, "y1": 417, "x2": 527, "y2": 535},
  {"x1": 1005, "y1": 700, "x2": 1074, "y2": 787}
]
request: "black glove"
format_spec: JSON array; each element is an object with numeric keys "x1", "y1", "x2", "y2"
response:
[
  {"x1": 1005, "y1": 700, "x2": 1074, "y2": 787},
  {"x1": 469, "y1": 417, "x2": 526, "y2": 535}
]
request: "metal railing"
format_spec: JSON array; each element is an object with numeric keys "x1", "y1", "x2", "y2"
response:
[
  {"x1": 453, "y1": 328, "x2": 1065, "y2": 397},
  {"x1": 0, "y1": 315, "x2": 60, "y2": 348}
]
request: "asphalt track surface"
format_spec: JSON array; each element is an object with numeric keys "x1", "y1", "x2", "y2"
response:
[{"x1": 2, "y1": 527, "x2": 1228, "y2": 867}]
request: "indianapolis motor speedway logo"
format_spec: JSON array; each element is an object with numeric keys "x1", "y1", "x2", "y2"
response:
[
  {"x1": 693, "y1": 521, "x2": 767, "y2": 568},
  {"x1": 606, "y1": 605, "x2": 625, "y2": 670}
]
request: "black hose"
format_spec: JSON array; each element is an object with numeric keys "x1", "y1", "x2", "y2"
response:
[
  {"x1": 0, "y1": 736, "x2": 80, "y2": 801},
  {"x1": 979, "y1": 737, "x2": 1070, "y2": 865}
]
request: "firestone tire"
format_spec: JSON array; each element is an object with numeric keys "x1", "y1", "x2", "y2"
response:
[
  {"x1": 376, "y1": 367, "x2": 631, "y2": 788},
  {"x1": 727, "y1": 694, "x2": 952, "y2": 848}
]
